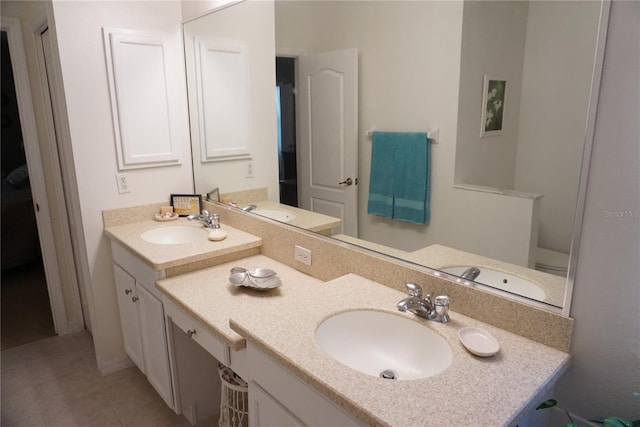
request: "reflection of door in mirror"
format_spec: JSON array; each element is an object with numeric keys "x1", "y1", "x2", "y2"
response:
[{"x1": 297, "y1": 49, "x2": 359, "y2": 236}]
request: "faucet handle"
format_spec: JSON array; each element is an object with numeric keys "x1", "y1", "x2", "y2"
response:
[
  {"x1": 434, "y1": 295, "x2": 451, "y2": 323},
  {"x1": 404, "y1": 282, "x2": 422, "y2": 298},
  {"x1": 201, "y1": 209, "x2": 210, "y2": 217}
]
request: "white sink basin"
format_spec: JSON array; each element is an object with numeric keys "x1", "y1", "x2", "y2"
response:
[
  {"x1": 442, "y1": 266, "x2": 546, "y2": 301},
  {"x1": 140, "y1": 226, "x2": 207, "y2": 245},
  {"x1": 315, "y1": 310, "x2": 452, "y2": 380},
  {"x1": 252, "y1": 208, "x2": 296, "y2": 223}
]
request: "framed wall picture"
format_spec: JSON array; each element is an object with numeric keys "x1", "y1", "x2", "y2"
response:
[
  {"x1": 480, "y1": 75, "x2": 507, "y2": 137},
  {"x1": 170, "y1": 194, "x2": 202, "y2": 216}
]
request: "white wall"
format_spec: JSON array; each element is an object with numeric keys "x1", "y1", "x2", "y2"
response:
[
  {"x1": 514, "y1": 1, "x2": 601, "y2": 255},
  {"x1": 185, "y1": 0, "x2": 279, "y2": 201},
  {"x1": 455, "y1": 0, "x2": 528, "y2": 188},
  {"x1": 555, "y1": 0, "x2": 640, "y2": 419},
  {"x1": 50, "y1": 0, "x2": 192, "y2": 373}
]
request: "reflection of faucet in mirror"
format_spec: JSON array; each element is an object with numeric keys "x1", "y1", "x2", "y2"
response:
[
  {"x1": 460, "y1": 267, "x2": 481, "y2": 281},
  {"x1": 206, "y1": 188, "x2": 220, "y2": 202},
  {"x1": 242, "y1": 204, "x2": 257, "y2": 212},
  {"x1": 184, "y1": 0, "x2": 607, "y2": 312}
]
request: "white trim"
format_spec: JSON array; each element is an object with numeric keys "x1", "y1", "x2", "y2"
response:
[
  {"x1": 103, "y1": 27, "x2": 183, "y2": 170},
  {"x1": 34, "y1": 18, "x2": 86, "y2": 333},
  {"x1": 195, "y1": 37, "x2": 253, "y2": 162},
  {"x1": 96, "y1": 354, "x2": 135, "y2": 377},
  {"x1": 0, "y1": 17, "x2": 72, "y2": 334},
  {"x1": 39, "y1": 4, "x2": 95, "y2": 335},
  {"x1": 181, "y1": 0, "x2": 245, "y2": 24},
  {"x1": 276, "y1": 47, "x2": 308, "y2": 58}
]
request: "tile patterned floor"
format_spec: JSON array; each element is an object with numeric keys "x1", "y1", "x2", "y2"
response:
[{"x1": 0, "y1": 331, "x2": 209, "y2": 427}]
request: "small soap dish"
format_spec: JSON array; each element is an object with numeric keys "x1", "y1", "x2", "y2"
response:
[
  {"x1": 458, "y1": 327, "x2": 500, "y2": 357},
  {"x1": 208, "y1": 229, "x2": 227, "y2": 241},
  {"x1": 229, "y1": 267, "x2": 281, "y2": 290},
  {"x1": 154, "y1": 213, "x2": 179, "y2": 222}
]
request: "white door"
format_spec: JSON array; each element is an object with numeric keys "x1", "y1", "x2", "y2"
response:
[{"x1": 297, "y1": 49, "x2": 358, "y2": 236}]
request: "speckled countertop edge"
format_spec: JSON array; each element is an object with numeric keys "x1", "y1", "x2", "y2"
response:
[
  {"x1": 156, "y1": 255, "x2": 325, "y2": 350},
  {"x1": 155, "y1": 255, "x2": 570, "y2": 427},
  {"x1": 103, "y1": 219, "x2": 262, "y2": 270}
]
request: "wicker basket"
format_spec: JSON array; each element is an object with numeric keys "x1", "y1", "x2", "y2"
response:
[{"x1": 218, "y1": 363, "x2": 248, "y2": 427}]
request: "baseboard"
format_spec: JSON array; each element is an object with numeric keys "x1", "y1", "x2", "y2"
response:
[{"x1": 96, "y1": 354, "x2": 134, "y2": 376}]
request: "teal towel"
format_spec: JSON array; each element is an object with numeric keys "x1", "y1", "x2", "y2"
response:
[
  {"x1": 367, "y1": 132, "x2": 395, "y2": 218},
  {"x1": 392, "y1": 132, "x2": 430, "y2": 224},
  {"x1": 367, "y1": 131, "x2": 430, "y2": 224}
]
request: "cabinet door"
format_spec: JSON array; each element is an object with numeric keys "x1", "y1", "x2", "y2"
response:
[
  {"x1": 249, "y1": 383, "x2": 305, "y2": 427},
  {"x1": 137, "y1": 283, "x2": 174, "y2": 409},
  {"x1": 113, "y1": 265, "x2": 145, "y2": 372}
]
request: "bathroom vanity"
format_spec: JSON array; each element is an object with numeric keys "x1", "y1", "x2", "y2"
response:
[{"x1": 104, "y1": 204, "x2": 571, "y2": 426}]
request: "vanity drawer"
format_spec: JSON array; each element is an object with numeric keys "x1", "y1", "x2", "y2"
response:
[{"x1": 164, "y1": 298, "x2": 230, "y2": 366}]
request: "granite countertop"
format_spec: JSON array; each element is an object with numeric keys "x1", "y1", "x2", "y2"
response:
[
  {"x1": 104, "y1": 218, "x2": 262, "y2": 270},
  {"x1": 156, "y1": 255, "x2": 324, "y2": 350},
  {"x1": 155, "y1": 254, "x2": 570, "y2": 426},
  {"x1": 250, "y1": 200, "x2": 341, "y2": 233}
]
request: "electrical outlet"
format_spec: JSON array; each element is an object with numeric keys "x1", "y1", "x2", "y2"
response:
[
  {"x1": 246, "y1": 162, "x2": 254, "y2": 178},
  {"x1": 294, "y1": 245, "x2": 312, "y2": 266},
  {"x1": 116, "y1": 173, "x2": 131, "y2": 194}
]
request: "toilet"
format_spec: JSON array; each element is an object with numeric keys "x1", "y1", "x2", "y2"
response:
[{"x1": 535, "y1": 247, "x2": 569, "y2": 277}]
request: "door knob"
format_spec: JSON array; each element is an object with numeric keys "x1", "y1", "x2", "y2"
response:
[{"x1": 338, "y1": 178, "x2": 353, "y2": 186}]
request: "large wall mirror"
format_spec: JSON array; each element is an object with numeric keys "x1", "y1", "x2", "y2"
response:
[{"x1": 183, "y1": 0, "x2": 607, "y2": 313}]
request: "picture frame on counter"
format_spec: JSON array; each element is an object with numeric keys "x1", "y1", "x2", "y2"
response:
[{"x1": 170, "y1": 194, "x2": 202, "y2": 216}]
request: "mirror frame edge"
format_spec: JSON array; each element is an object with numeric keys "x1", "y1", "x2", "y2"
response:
[{"x1": 562, "y1": 0, "x2": 611, "y2": 317}]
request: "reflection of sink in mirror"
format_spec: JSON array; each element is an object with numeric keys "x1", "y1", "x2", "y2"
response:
[
  {"x1": 140, "y1": 226, "x2": 208, "y2": 245},
  {"x1": 442, "y1": 266, "x2": 546, "y2": 301},
  {"x1": 252, "y1": 208, "x2": 296, "y2": 223},
  {"x1": 315, "y1": 310, "x2": 452, "y2": 380}
]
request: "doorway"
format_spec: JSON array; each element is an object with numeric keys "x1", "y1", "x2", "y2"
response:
[
  {"x1": 0, "y1": 30, "x2": 55, "y2": 349},
  {"x1": 276, "y1": 57, "x2": 298, "y2": 207}
]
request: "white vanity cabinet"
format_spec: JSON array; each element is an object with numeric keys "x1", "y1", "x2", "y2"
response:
[
  {"x1": 247, "y1": 342, "x2": 364, "y2": 427},
  {"x1": 163, "y1": 296, "x2": 250, "y2": 425},
  {"x1": 111, "y1": 242, "x2": 174, "y2": 409}
]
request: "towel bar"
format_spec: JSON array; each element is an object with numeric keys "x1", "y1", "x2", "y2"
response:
[{"x1": 366, "y1": 128, "x2": 439, "y2": 144}]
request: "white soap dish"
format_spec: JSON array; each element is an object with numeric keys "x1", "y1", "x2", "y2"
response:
[
  {"x1": 208, "y1": 229, "x2": 227, "y2": 241},
  {"x1": 458, "y1": 327, "x2": 500, "y2": 357}
]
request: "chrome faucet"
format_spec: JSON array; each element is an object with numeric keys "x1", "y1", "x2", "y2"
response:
[
  {"x1": 397, "y1": 282, "x2": 451, "y2": 323},
  {"x1": 206, "y1": 188, "x2": 220, "y2": 202},
  {"x1": 241, "y1": 204, "x2": 257, "y2": 212},
  {"x1": 187, "y1": 210, "x2": 220, "y2": 229}
]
